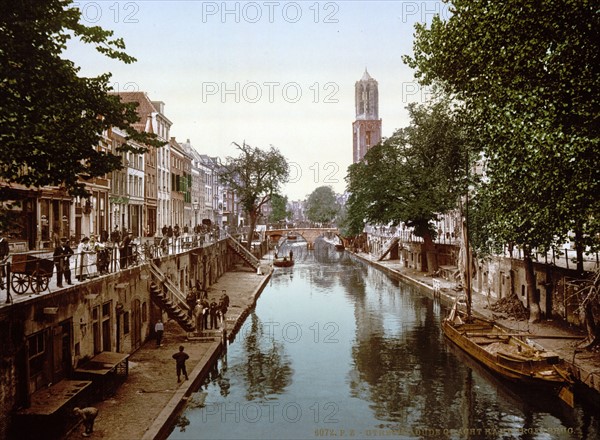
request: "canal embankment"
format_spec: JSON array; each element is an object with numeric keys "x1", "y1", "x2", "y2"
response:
[
  {"x1": 64, "y1": 263, "x2": 273, "y2": 440},
  {"x1": 349, "y1": 251, "x2": 600, "y2": 406}
]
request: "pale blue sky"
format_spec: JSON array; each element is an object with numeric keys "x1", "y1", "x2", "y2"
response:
[{"x1": 66, "y1": 1, "x2": 445, "y2": 199}]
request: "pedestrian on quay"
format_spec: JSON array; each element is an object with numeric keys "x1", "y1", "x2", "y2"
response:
[
  {"x1": 76, "y1": 237, "x2": 91, "y2": 281},
  {"x1": 209, "y1": 299, "x2": 219, "y2": 329},
  {"x1": 219, "y1": 296, "x2": 228, "y2": 329},
  {"x1": 201, "y1": 298, "x2": 210, "y2": 330},
  {"x1": 193, "y1": 300, "x2": 203, "y2": 333},
  {"x1": 53, "y1": 237, "x2": 74, "y2": 287},
  {"x1": 110, "y1": 225, "x2": 121, "y2": 244},
  {"x1": 155, "y1": 320, "x2": 164, "y2": 347},
  {"x1": 172, "y1": 345, "x2": 189, "y2": 383},
  {"x1": 186, "y1": 289, "x2": 197, "y2": 317},
  {"x1": 220, "y1": 290, "x2": 229, "y2": 309},
  {"x1": 0, "y1": 234, "x2": 10, "y2": 290},
  {"x1": 120, "y1": 231, "x2": 132, "y2": 269}
]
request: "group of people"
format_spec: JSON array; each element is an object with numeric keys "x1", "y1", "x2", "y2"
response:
[
  {"x1": 50, "y1": 229, "x2": 135, "y2": 288},
  {"x1": 190, "y1": 289, "x2": 229, "y2": 332}
]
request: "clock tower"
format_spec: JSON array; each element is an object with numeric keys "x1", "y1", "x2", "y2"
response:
[{"x1": 352, "y1": 69, "x2": 382, "y2": 163}]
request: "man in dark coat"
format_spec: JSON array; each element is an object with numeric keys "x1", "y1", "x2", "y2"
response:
[
  {"x1": 120, "y1": 231, "x2": 132, "y2": 269},
  {"x1": 0, "y1": 235, "x2": 9, "y2": 290},
  {"x1": 53, "y1": 237, "x2": 74, "y2": 287},
  {"x1": 172, "y1": 345, "x2": 189, "y2": 382},
  {"x1": 209, "y1": 300, "x2": 219, "y2": 329}
]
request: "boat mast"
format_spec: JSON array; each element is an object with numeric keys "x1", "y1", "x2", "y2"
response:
[
  {"x1": 465, "y1": 183, "x2": 472, "y2": 319},
  {"x1": 463, "y1": 147, "x2": 472, "y2": 320}
]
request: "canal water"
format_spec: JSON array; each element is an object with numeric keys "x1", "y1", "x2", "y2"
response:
[{"x1": 168, "y1": 240, "x2": 599, "y2": 439}]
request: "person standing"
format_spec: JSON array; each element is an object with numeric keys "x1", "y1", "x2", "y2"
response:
[
  {"x1": 201, "y1": 298, "x2": 209, "y2": 330},
  {"x1": 53, "y1": 237, "x2": 74, "y2": 287},
  {"x1": 155, "y1": 320, "x2": 164, "y2": 347},
  {"x1": 209, "y1": 299, "x2": 219, "y2": 330},
  {"x1": 186, "y1": 290, "x2": 197, "y2": 317},
  {"x1": 76, "y1": 237, "x2": 91, "y2": 281},
  {"x1": 110, "y1": 225, "x2": 121, "y2": 244},
  {"x1": 0, "y1": 235, "x2": 9, "y2": 290},
  {"x1": 120, "y1": 231, "x2": 132, "y2": 269},
  {"x1": 220, "y1": 290, "x2": 230, "y2": 309},
  {"x1": 172, "y1": 345, "x2": 189, "y2": 382},
  {"x1": 219, "y1": 297, "x2": 228, "y2": 330},
  {"x1": 193, "y1": 300, "x2": 203, "y2": 333},
  {"x1": 219, "y1": 290, "x2": 229, "y2": 328}
]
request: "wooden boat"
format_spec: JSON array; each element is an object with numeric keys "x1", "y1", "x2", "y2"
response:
[
  {"x1": 444, "y1": 166, "x2": 574, "y2": 406},
  {"x1": 273, "y1": 257, "x2": 294, "y2": 268},
  {"x1": 323, "y1": 236, "x2": 344, "y2": 251},
  {"x1": 442, "y1": 302, "x2": 574, "y2": 405},
  {"x1": 286, "y1": 234, "x2": 297, "y2": 240}
]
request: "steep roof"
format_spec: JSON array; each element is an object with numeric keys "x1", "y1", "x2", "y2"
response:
[
  {"x1": 110, "y1": 92, "x2": 159, "y2": 132},
  {"x1": 361, "y1": 68, "x2": 373, "y2": 81}
]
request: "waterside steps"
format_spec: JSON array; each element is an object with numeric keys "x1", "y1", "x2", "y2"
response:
[
  {"x1": 148, "y1": 262, "x2": 195, "y2": 332},
  {"x1": 377, "y1": 236, "x2": 400, "y2": 261},
  {"x1": 226, "y1": 234, "x2": 261, "y2": 270}
]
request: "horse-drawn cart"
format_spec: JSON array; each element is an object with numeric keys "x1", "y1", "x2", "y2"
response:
[{"x1": 11, "y1": 254, "x2": 55, "y2": 294}]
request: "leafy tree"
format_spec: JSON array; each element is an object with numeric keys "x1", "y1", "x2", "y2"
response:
[
  {"x1": 305, "y1": 186, "x2": 339, "y2": 225},
  {"x1": 404, "y1": 0, "x2": 599, "y2": 320},
  {"x1": 220, "y1": 142, "x2": 289, "y2": 249},
  {"x1": 269, "y1": 193, "x2": 290, "y2": 225},
  {"x1": 0, "y1": 0, "x2": 164, "y2": 202},
  {"x1": 345, "y1": 99, "x2": 468, "y2": 272}
]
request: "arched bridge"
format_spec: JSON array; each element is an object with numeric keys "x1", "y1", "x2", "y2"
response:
[{"x1": 265, "y1": 228, "x2": 339, "y2": 249}]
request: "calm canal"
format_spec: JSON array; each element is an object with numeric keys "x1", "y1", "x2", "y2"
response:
[{"x1": 168, "y1": 240, "x2": 599, "y2": 439}]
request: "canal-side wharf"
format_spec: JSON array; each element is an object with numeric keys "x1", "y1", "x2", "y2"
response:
[
  {"x1": 58, "y1": 248, "x2": 599, "y2": 440},
  {"x1": 63, "y1": 265, "x2": 272, "y2": 440},
  {"x1": 350, "y1": 251, "x2": 600, "y2": 407}
]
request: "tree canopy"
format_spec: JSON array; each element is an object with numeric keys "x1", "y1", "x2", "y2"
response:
[
  {"x1": 305, "y1": 186, "x2": 339, "y2": 225},
  {"x1": 219, "y1": 142, "x2": 289, "y2": 247},
  {"x1": 403, "y1": 0, "x2": 600, "y2": 272},
  {"x1": 0, "y1": 0, "x2": 164, "y2": 198},
  {"x1": 345, "y1": 99, "x2": 468, "y2": 242},
  {"x1": 269, "y1": 193, "x2": 290, "y2": 225}
]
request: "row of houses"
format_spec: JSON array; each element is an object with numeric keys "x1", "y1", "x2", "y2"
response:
[{"x1": 1, "y1": 92, "x2": 243, "y2": 252}]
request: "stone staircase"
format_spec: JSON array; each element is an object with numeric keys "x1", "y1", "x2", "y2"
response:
[
  {"x1": 226, "y1": 234, "x2": 261, "y2": 270},
  {"x1": 377, "y1": 236, "x2": 400, "y2": 261},
  {"x1": 148, "y1": 262, "x2": 195, "y2": 332}
]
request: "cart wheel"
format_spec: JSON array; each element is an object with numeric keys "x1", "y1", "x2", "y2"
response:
[
  {"x1": 31, "y1": 272, "x2": 50, "y2": 292},
  {"x1": 11, "y1": 273, "x2": 30, "y2": 294}
]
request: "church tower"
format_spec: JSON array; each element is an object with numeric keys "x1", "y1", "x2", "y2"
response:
[{"x1": 352, "y1": 69, "x2": 382, "y2": 163}]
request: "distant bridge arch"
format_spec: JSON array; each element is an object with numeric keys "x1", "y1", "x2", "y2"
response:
[{"x1": 265, "y1": 228, "x2": 339, "y2": 249}]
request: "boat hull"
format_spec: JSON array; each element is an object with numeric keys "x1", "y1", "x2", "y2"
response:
[
  {"x1": 273, "y1": 259, "x2": 294, "y2": 268},
  {"x1": 442, "y1": 313, "x2": 571, "y2": 390}
]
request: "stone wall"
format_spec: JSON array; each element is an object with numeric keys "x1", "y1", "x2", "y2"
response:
[
  {"x1": 396, "y1": 241, "x2": 585, "y2": 324},
  {"x1": 473, "y1": 255, "x2": 583, "y2": 322}
]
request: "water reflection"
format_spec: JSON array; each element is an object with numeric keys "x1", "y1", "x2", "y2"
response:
[
  {"x1": 231, "y1": 312, "x2": 293, "y2": 401},
  {"x1": 169, "y1": 249, "x2": 599, "y2": 440}
]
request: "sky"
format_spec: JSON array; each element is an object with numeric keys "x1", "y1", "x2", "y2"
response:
[{"x1": 66, "y1": 1, "x2": 447, "y2": 200}]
